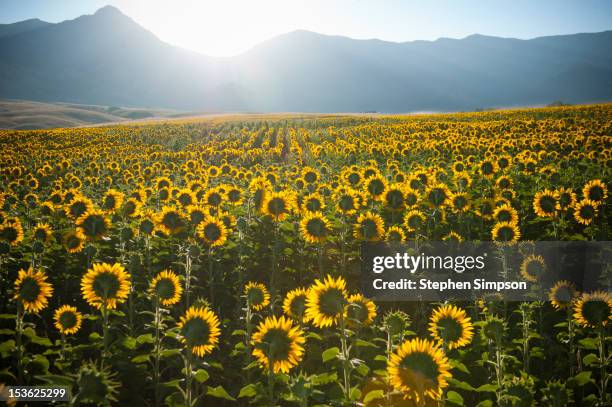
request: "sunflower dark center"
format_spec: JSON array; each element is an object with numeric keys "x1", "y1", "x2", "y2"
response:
[
  {"x1": 203, "y1": 223, "x2": 221, "y2": 242},
  {"x1": 305, "y1": 199, "x2": 322, "y2": 212},
  {"x1": 339, "y1": 196, "x2": 356, "y2": 211},
  {"x1": 347, "y1": 301, "x2": 368, "y2": 323},
  {"x1": 436, "y1": 317, "x2": 462, "y2": 342},
  {"x1": 92, "y1": 272, "x2": 120, "y2": 299},
  {"x1": 398, "y1": 352, "x2": 440, "y2": 388},
  {"x1": 59, "y1": 311, "x2": 77, "y2": 329},
  {"x1": 428, "y1": 188, "x2": 447, "y2": 207},
  {"x1": 582, "y1": 300, "x2": 610, "y2": 325},
  {"x1": 155, "y1": 279, "x2": 176, "y2": 300},
  {"x1": 367, "y1": 179, "x2": 385, "y2": 196},
  {"x1": 386, "y1": 190, "x2": 404, "y2": 209},
  {"x1": 81, "y1": 214, "x2": 107, "y2": 238},
  {"x1": 539, "y1": 196, "x2": 556, "y2": 213},
  {"x1": 306, "y1": 218, "x2": 327, "y2": 237},
  {"x1": 268, "y1": 198, "x2": 287, "y2": 216},
  {"x1": 19, "y1": 277, "x2": 41, "y2": 302},
  {"x1": 360, "y1": 219, "x2": 379, "y2": 239},
  {"x1": 290, "y1": 296, "x2": 306, "y2": 317},
  {"x1": 318, "y1": 288, "x2": 345, "y2": 316},
  {"x1": 259, "y1": 328, "x2": 291, "y2": 362},
  {"x1": 181, "y1": 318, "x2": 211, "y2": 346},
  {"x1": 587, "y1": 186, "x2": 604, "y2": 201},
  {"x1": 247, "y1": 288, "x2": 265, "y2": 306}
]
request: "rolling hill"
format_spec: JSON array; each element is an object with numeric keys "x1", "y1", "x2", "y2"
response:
[{"x1": 1, "y1": 5, "x2": 611, "y2": 113}]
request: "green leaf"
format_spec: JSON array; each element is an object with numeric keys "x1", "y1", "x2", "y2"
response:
[
  {"x1": 571, "y1": 371, "x2": 593, "y2": 386},
  {"x1": 131, "y1": 354, "x2": 150, "y2": 363},
  {"x1": 578, "y1": 338, "x2": 597, "y2": 350},
  {"x1": 231, "y1": 329, "x2": 247, "y2": 336},
  {"x1": 306, "y1": 332, "x2": 323, "y2": 341},
  {"x1": 160, "y1": 349, "x2": 181, "y2": 358},
  {"x1": 0, "y1": 329, "x2": 14, "y2": 335},
  {"x1": 448, "y1": 378, "x2": 475, "y2": 392},
  {"x1": 123, "y1": 336, "x2": 137, "y2": 350},
  {"x1": 311, "y1": 372, "x2": 337, "y2": 385},
  {"x1": 355, "y1": 339, "x2": 377, "y2": 348},
  {"x1": 449, "y1": 359, "x2": 470, "y2": 374},
  {"x1": 476, "y1": 384, "x2": 498, "y2": 392},
  {"x1": 39, "y1": 374, "x2": 74, "y2": 386},
  {"x1": 194, "y1": 369, "x2": 209, "y2": 383},
  {"x1": 136, "y1": 334, "x2": 154, "y2": 344},
  {"x1": 206, "y1": 385, "x2": 235, "y2": 401},
  {"x1": 355, "y1": 363, "x2": 369, "y2": 377},
  {"x1": 0, "y1": 340, "x2": 15, "y2": 358},
  {"x1": 446, "y1": 390, "x2": 464, "y2": 406},
  {"x1": 363, "y1": 389, "x2": 384, "y2": 405},
  {"x1": 582, "y1": 353, "x2": 598, "y2": 366},
  {"x1": 238, "y1": 384, "x2": 257, "y2": 398},
  {"x1": 476, "y1": 401, "x2": 493, "y2": 407},
  {"x1": 349, "y1": 387, "x2": 361, "y2": 401},
  {"x1": 322, "y1": 347, "x2": 340, "y2": 362}
]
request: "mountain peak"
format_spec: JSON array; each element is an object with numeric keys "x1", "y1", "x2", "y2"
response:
[{"x1": 93, "y1": 5, "x2": 125, "y2": 18}]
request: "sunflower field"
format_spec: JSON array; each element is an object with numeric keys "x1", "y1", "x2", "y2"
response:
[{"x1": 0, "y1": 104, "x2": 610, "y2": 406}]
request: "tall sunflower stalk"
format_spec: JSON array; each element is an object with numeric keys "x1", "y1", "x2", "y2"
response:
[{"x1": 338, "y1": 313, "x2": 353, "y2": 402}]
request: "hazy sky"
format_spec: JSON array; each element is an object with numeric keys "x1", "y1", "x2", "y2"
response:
[{"x1": 2, "y1": 0, "x2": 612, "y2": 56}]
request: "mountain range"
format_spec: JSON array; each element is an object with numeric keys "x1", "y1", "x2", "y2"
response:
[{"x1": 1, "y1": 5, "x2": 611, "y2": 113}]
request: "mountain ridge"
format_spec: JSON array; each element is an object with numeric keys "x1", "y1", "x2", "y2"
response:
[{"x1": 1, "y1": 5, "x2": 611, "y2": 112}]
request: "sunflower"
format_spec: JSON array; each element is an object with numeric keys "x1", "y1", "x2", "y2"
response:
[
  {"x1": 346, "y1": 294, "x2": 377, "y2": 327},
  {"x1": 450, "y1": 192, "x2": 471, "y2": 213},
  {"x1": 14, "y1": 267, "x2": 53, "y2": 313},
  {"x1": 186, "y1": 205, "x2": 208, "y2": 227},
  {"x1": 425, "y1": 183, "x2": 451, "y2": 209},
  {"x1": 383, "y1": 184, "x2": 406, "y2": 211},
  {"x1": 63, "y1": 229, "x2": 86, "y2": 253},
  {"x1": 387, "y1": 338, "x2": 451, "y2": 402},
  {"x1": 65, "y1": 195, "x2": 94, "y2": 219},
  {"x1": 386, "y1": 225, "x2": 406, "y2": 242},
  {"x1": 573, "y1": 291, "x2": 612, "y2": 328},
  {"x1": 428, "y1": 305, "x2": 474, "y2": 350},
  {"x1": 32, "y1": 222, "x2": 53, "y2": 243},
  {"x1": 442, "y1": 231, "x2": 463, "y2": 241},
  {"x1": 480, "y1": 315, "x2": 506, "y2": 342},
  {"x1": 176, "y1": 188, "x2": 197, "y2": 208},
  {"x1": 491, "y1": 221, "x2": 520, "y2": 243},
  {"x1": 299, "y1": 212, "x2": 331, "y2": 243},
  {"x1": 305, "y1": 275, "x2": 348, "y2": 328},
  {"x1": 403, "y1": 209, "x2": 425, "y2": 233},
  {"x1": 150, "y1": 270, "x2": 183, "y2": 306},
  {"x1": 493, "y1": 203, "x2": 518, "y2": 224},
  {"x1": 244, "y1": 282, "x2": 271, "y2": 311},
  {"x1": 81, "y1": 263, "x2": 131, "y2": 310},
  {"x1": 354, "y1": 212, "x2": 385, "y2": 241},
  {"x1": 101, "y1": 189, "x2": 124, "y2": 213},
  {"x1": 334, "y1": 187, "x2": 361, "y2": 215},
  {"x1": 196, "y1": 217, "x2": 228, "y2": 247},
  {"x1": 262, "y1": 190, "x2": 295, "y2": 221},
  {"x1": 283, "y1": 287, "x2": 309, "y2": 322},
  {"x1": 582, "y1": 179, "x2": 608, "y2": 206},
  {"x1": 0, "y1": 218, "x2": 24, "y2": 246},
  {"x1": 155, "y1": 206, "x2": 187, "y2": 235},
  {"x1": 301, "y1": 192, "x2": 326, "y2": 213},
  {"x1": 120, "y1": 197, "x2": 142, "y2": 218},
  {"x1": 520, "y1": 255, "x2": 546, "y2": 283},
  {"x1": 76, "y1": 209, "x2": 111, "y2": 241},
  {"x1": 549, "y1": 280, "x2": 579, "y2": 310},
  {"x1": 54, "y1": 305, "x2": 83, "y2": 335},
  {"x1": 573, "y1": 199, "x2": 598, "y2": 225},
  {"x1": 364, "y1": 175, "x2": 388, "y2": 201},
  {"x1": 251, "y1": 315, "x2": 305, "y2": 374},
  {"x1": 177, "y1": 306, "x2": 221, "y2": 357},
  {"x1": 555, "y1": 187, "x2": 577, "y2": 211},
  {"x1": 533, "y1": 190, "x2": 557, "y2": 218}
]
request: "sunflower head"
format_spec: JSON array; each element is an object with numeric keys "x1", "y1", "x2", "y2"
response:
[
  {"x1": 14, "y1": 267, "x2": 53, "y2": 313},
  {"x1": 481, "y1": 315, "x2": 506, "y2": 343},
  {"x1": 81, "y1": 263, "x2": 131, "y2": 310},
  {"x1": 582, "y1": 179, "x2": 608, "y2": 205},
  {"x1": 428, "y1": 305, "x2": 474, "y2": 350},
  {"x1": 548, "y1": 280, "x2": 579, "y2": 310},
  {"x1": 244, "y1": 282, "x2": 271, "y2": 311},
  {"x1": 150, "y1": 270, "x2": 183, "y2": 307},
  {"x1": 251, "y1": 315, "x2": 305, "y2": 374},
  {"x1": 573, "y1": 199, "x2": 598, "y2": 225},
  {"x1": 387, "y1": 338, "x2": 451, "y2": 402},
  {"x1": 178, "y1": 306, "x2": 221, "y2": 357},
  {"x1": 156, "y1": 206, "x2": 187, "y2": 235},
  {"x1": 63, "y1": 229, "x2": 86, "y2": 253},
  {"x1": 383, "y1": 310, "x2": 411, "y2": 337},
  {"x1": 76, "y1": 209, "x2": 111, "y2": 241},
  {"x1": 533, "y1": 190, "x2": 557, "y2": 218},
  {"x1": 262, "y1": 190, "x2": 295, "y2": 221},
  {"x1": 520, "y1": 255, "x2": 547, "y2": 283},
  {"x1": 299, "y1": 212, "x2": 330, "y2": 243},
  {"x1": 573, "y1": 291, "x2": 612, "y2": 328},
  {"x1": 425, "y1": 183, "x2": 451, "y2": 209},
  {"x1": 386, "y1": 225, "x2": 406, "y2": 242},
  {"x1": 196, "y1": 217, "x2": 228, "y2": 247},
  {"x1": 32, "y1": 222, "x2": 53, "y2": 243},
  {"x1": 54, "y1": 305, "x2": 83, "y2": 335},
  {"x1": 283, "y1": 287, "x2": 309, "y2": 322},
  {"x1": 491, "y1": 221, "x2": 520, "y2": 244},
  {"x1": 305, "y1": 275, "x2": 348, "y2": 328},
  {"x1": 0, "y1": 219, "x2": 24, "y2": 246},
  {"x1": 75, "y1": 362, "x2": 120, "y2": 404},
  {"x1": 354, "y1": 212, "x2": 385, "y2": 241},
  {"x1": 346, "y1": 294, "x2": 377, "y2": 327}
]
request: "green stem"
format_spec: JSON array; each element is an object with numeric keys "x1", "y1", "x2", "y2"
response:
[
  {"x1": 15, "y1": 302, "x2": 24, "y2": 383},
  {"x1": 184, "y1": 351, "x2": 193, "y2": 407},
  {"x1": 268, "y1": 365, "x2": 276, "y2": 406},
  {"x1": 101, "y1": 304, "x2": 109, "y2": 369},
  {"x1": 339, "y1": 314, "x2": 351, "y2": 402},
  {"x1": 154, "y1": 300, "x2": 162, "y2": 407}
]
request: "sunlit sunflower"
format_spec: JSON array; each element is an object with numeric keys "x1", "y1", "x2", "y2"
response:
[
  {"x1": 555, "y1": 187, "x2": 577, "y2": 212},
  {"x1": 150, "y1": 270, "x2": 183, "y2": 307},
  {"x1": 196, "y1": 217, "x2": 228, "y2": 247},
  {"x1": 492, "y1": 221, "x2": 520, "y2": 243},
  {"x1": 63, "y1": 229, "x2": 86, "y2": 253},
  {"x1": 450, "y1": 192, "x2": 471, "y2": 213},
  {"x1": 14, "y1": 267, "x2": 53, "y2": 313},
  {"x1": 283, "y1": 287, "x2": 309, "y2": 322},
  {"x1": 301, "y1": 192, "x2": 326, "y2": 213},
  {"x1": 305, "y1": 275, "x2": 348, "y2": 328},
  {"x1": 493, "y1": 203, "x2": 518, "y2": 224},
  {"x1": 0, "y1": 218, "x2": 24, "y2": 246},
  {"x1": 428, "y1": 305, "x2": 474, "y2": 350},
  {"x1": 520, "y1": 255, "x2": 546, "y2": 282},
  {"x1": 54, "y1": 305, "x2": 83, "y2": 335},
  {"x1": 244, "y1": 282, "x2": 271, "y2": 311},
  {"x1": 101, "y1": 189, "x2": 124, "y2": 213},
  {"x1": 346, "y1": 294, "x2": 377, "y2": 327},
  {"x1": 76, "y1": 209, "x2": 111, "y2": 241},
  {"x1": 582, "y1": 179, "x2": 608, "y2": 206},
  {"x1": 533, "y1": 190, "x2": 557, "y2": 218},
  {"x1": 383, "y1": 184, "x2": 406, "y2": 211},
  {"x1": 387, "y1": 338, "x2": 451, "y2": 402},
  {"x1": 64, "y1": 195, "x2": 94, "y2": 219},
  {"x1": 177, "y1": 306, "x2": 221, "y2": 357},
  {"x1": 32, "y1": 222, "x2": 53, "y2": 243},
  {"x1": 386, "y1": 225, "x2": 406, "y2": 242},
  {"x1": 549, "y1": 280, "x2": 579, "y2": 310},
  {"x1": 425, "y1": 183, "x2": 451, "y2": 209},
  {"x1": 251, "y1": 315, "x2": 305, "y2": 374},
  {"x1": 334, "y1": 187, "x2": 361, "y2": 215},
  {"x1": 81, "y1": 263, "x2": 131, "y2": 310},
  {"x1": 354, "y1": 211, "x2": 385, "y2": 241},
  {"x1": 364, "y1": 175, "x2": 388, "y2": 201},
  {"x1": 299, "y1": 212, "x2": 331, "y2": 243},
  {"x1": 573, "y1": 199, "x2": 598, "y2": 225},
  {"x1": 573, "y1": 291, "x2": 612, "y2": 328},
  {"x1": 155, "y1": 206, "x2": 187, "y2": 235},
  {"x1": 403, "y1": 209, "x2": 426, "y2": 233},
  {"x1": 262, "y1": 190, "x2": 295, "y2": 221},
  {"x1": 120, "y1": 197, "x2": 142, "y2": 218}
]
